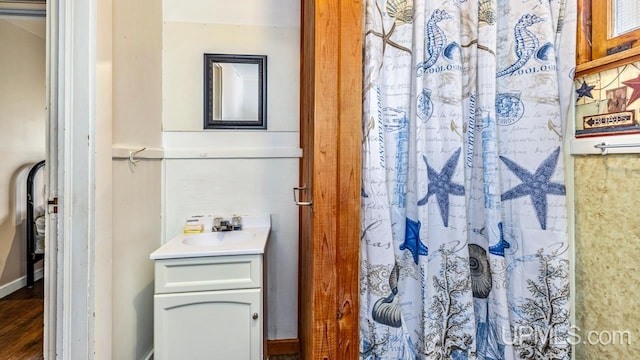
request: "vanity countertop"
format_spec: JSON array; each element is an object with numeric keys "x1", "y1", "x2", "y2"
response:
[{"x1": 150, "y1": 215, "x2": 270, "y2": 260}]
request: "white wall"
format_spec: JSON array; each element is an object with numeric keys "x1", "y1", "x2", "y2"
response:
[
  {"x1": 95, "y1": 0, "x2": 113, "y2": 357},
  {"x1": 111, "y1": 0, "x2": 163, "y2": 358},
  {"x1": 106, "y1": 2, "x2": 300, "y2": 357},
  {"x1": 163, "y1": 23, "x2": 299, "y2": 131},
  {"x1": 0, "y1": 19, "x2": 46, "y2": 290},
  {"x1": 112, "y1": 160, "x2": 162, "y2": 359},
  {"x1": 164, "y1": 156, "x2": 299, "y2": 338},
  {"x1": 162, "y1": 0, "x2": 301, "y2": 339}
]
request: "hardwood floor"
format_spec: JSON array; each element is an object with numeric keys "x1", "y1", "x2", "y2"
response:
[{"x1": 0, "y1": 280, "x2": 44, "y2": 360}]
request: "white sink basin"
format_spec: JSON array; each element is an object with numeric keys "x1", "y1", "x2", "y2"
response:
[
  {"x1": 182, "y1": 231, "x2": 255, "y2": 246},
  {"x1": 150, "y1": 214, "x2": 271, "y2": 259}
]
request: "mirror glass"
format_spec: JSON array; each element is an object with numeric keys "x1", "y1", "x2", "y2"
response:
[{"x1": 204, "y1": 54, "x2": 267, "y2": 129}]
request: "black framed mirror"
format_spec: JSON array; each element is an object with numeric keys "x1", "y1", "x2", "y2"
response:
[{"x1": 203, "y1": 54, "x2": 267, "y2": 129}]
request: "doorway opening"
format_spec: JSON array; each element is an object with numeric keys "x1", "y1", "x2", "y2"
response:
[{"x1": 0, "y1": 4, "x2": 47, "y2": 358}]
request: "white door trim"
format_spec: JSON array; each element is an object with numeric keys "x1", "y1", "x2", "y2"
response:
[
  {"x1": 46, "y1": 0, "x2": 97, "y2": 358},
  {"x1": 44, "y1": 0, "x2": 59, "y2": 356}
]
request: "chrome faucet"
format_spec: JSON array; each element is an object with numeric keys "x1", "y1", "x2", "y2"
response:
[
  {"x1": 212, "y1": 217, "x2": 229, "y2": 231},
  {"x1": 231, "y1": 216, "x2": 242, "y2": 230},
  {"x1": 212, "y1": 216, "x2": 242, "y2": 231}
]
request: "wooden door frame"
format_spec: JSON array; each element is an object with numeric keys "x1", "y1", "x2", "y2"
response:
[{"x1": 299, "y1": 0, "x2": 362, "y2": 358}]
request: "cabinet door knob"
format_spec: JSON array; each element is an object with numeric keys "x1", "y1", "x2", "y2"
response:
[{"x1": 252, "y1": 312, "x2": 259, "y2": 320}]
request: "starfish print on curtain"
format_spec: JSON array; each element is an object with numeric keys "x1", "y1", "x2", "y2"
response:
[
  {"x1": 417, "y1": 148, "x2": 465, "y2": 227},
  {"x1": 500, "y1": 147, "x2": 566, "y2": 230}
]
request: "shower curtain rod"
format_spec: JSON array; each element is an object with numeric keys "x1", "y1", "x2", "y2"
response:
[{"x1": 594, "y1": 141, "x2": 640, "y2": 154}]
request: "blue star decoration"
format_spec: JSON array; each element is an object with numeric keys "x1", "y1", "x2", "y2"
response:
[
  {"x1": 500, "y1": 147, "x2": 566, "y2": 230},
  {"x1": 417, "y1": 148, "x2": 465, "y2": 227},
  {"x1": 488, "y1": 222, "x2": 510, "y2": 257},
  {"x1": 399, "y1": 217, "x2": 428, "y2": 264},
  {"x1": 575, "y1": 80, "x2": 595, "y2": 101}
]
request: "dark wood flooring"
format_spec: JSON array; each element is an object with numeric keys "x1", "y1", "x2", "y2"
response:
[{"x1": 0, "y1": 280, "x2": 44, "y2": 360}]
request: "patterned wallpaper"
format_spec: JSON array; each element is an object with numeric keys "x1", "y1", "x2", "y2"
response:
[{"x1": 574, "y1": 61, "x2": 640, "y2": 137}]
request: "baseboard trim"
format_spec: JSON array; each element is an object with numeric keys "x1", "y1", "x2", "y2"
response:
[
  {"x1": 143, "y1": 339, "x2": 298, "y2": 358},
  {"x1": 267, "y1": 338, "x2": 300, "y2": 356},
  {"x1": 0, "y1": 268, "x2": 44, "y2": 299}
]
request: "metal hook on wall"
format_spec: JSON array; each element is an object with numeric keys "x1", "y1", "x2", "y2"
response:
[{"x1": 129, "y1": 147, "x2": 146, "y2": 164}]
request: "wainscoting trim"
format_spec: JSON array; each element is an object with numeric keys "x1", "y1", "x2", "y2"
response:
[
  {"x1": 112, "y1": 145, "x2": 302, "y2": 159},
  {"x1": 163, "y1": 147, "x2": 302, "y2": 159},
  {"x1": 112, "y1": 145, "x2": 165, "y2": 160}
]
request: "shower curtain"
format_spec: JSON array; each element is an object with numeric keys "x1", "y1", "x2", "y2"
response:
[{"x1": 360, "y1": 0, "x2": 575, "y2": 359}]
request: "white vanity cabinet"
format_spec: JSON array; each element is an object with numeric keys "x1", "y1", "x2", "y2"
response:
[{"x1": 153, "y1": 254, "x2": 266, "y2": 360}]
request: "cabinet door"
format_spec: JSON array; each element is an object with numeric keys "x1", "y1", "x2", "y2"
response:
[{"x1": 154, "y1": 289, "x2": 262, "y2": 360}]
